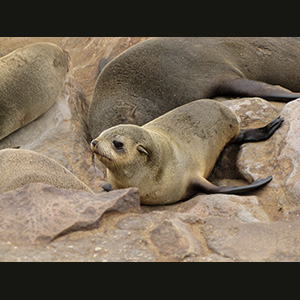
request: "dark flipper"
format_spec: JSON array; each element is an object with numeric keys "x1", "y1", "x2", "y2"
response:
[
  {"x1": 216, "y1": 176, "x2": 273, "y2": 195},
  {"x1": 235, "y1": 116, "x2": 284, "y2": 144},
  {"x1": 188, "y1": 176, "x2": 272, "y2": 196},
  {"x1": 102, "y1": 182, "x2": 114, "y2": 192},
  {"x1": 215, "y1": 77, "x2": 300, "y2": 102}
]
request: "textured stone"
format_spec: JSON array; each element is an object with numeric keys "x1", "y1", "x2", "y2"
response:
[
  {"x1": 0, "y1": 183, "x2": 139, "y2": 246},
  {"x1": 0, "y1": 209, "x2": 204, "y2": 262},
  {"x1": 171, "y1": 193, "x2": 270, "y2": 223},
  {"x1": 203, "y1": 216, "x2": 300, "y2": 262},
  {"x1": 236, "y1": 98, "x2": 300, "y2": 213},
  {"x1": 150, "y1": 218, "x2": 204, "y2": 261}
]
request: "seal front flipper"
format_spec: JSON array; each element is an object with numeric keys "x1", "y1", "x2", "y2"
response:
[
  {"x1": 188, "y1": 176, "x2": 272, "y2": 196},
  {"x1": 215, "y1": 77, "x2": 300, "y2": 102},
  {"x1": 235, "y1": 116, "x2": 284, "y2": 144},
  {"x1": 102, "y1": 182, "x2": 114, "y2": 192}
]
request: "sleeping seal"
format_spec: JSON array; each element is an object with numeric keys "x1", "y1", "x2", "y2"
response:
[
  {"x1": 0, "y1": 42, "x2": 70, "y2": 141},
  {"x1": 91, "y1": 100, "x2": 282, "y2": 205},
  {"x1": 88, "y1": 37, "x2": 300, "y2": 139},
  {"x1": 0, "y1": 148, "x2": 92, "y2": 194}
]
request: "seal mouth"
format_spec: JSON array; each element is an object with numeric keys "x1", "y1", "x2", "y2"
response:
[
  {"x1": 92, "y1": 149, "x2": 112, "y2": 163},
  {"x1": 91, "y1": 140, "x2": 113, "y2": 164}
]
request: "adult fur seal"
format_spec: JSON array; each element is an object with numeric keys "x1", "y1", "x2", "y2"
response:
[
  {"x1": 0, "y1": 149, "x2": 92, "y2": 194},
  {"x1": 0, "y1": 42, "x2": 70, "y2": 141},
  {"x1": 91, "y1": 100, "x2": 282, "y2": 205},
  {"x1": 88, "y1": 37, "x2": 300, "y2": 139}
]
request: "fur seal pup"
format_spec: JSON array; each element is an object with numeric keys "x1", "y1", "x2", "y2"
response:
[
  {"x1": 88, "y1": 37, "x2": 300, "y2": 139},
  {"x1": 91, "y1": 100, "x2": 282, "y2": 205},
  {"x1": 0, "y1": 149, "x2": 92, "y2": 194},
  {"x1": 0, "y1": 42, "x2": 70, "y2": 141}
]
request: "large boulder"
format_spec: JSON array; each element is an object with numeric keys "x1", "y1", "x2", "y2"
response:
[
  {"x1": 0, "y1": 183, "x2": 139, "y2": 246},
  {"x1": 203, "y1": 215, "x2": 300, "y2": 262},
  {"x1": 234, "y1": 98, "x2": 300, "y2": 215}
]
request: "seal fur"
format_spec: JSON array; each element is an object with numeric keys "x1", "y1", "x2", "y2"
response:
[
  {"x1": 0, "y1": 42, "x2": 70, "y2": 141},
  {"x1": 88, "y1": 37, "x2": 300, "y2": 139},
  {"x1": 91, "y1": 100, "x2": 280, "y2": 205},
  {"x1": 0, "y1": 149, "x2": 92, "y2": 194}
]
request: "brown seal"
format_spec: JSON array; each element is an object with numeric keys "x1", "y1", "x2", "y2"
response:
[
  {"x1": 0, "y1": 42, "x2": 70, "y2": 141},
  {"x1": 91, "y1": 100, "x2": 282, "y2": 205},
  {"x1": 0, "y1": 148, "x2": 92, "y2": 194},
  {"x1": 88, "y1": 37, "x2": 300, "y2": 139}
]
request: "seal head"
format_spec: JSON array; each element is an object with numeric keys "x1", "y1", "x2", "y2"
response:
[
  {"x1": 91, "y1": 125, "x2": 157, "y2": 186},
  {"x1": 91, "y1": 124, "x2": 178, "y2": 204}
]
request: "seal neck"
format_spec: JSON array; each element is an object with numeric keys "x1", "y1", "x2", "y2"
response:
[{"x1": 145, "y1": 128, "x2": 176, "y2": 168}]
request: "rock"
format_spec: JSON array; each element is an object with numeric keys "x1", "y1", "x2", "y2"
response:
[
  {"x1": 209, "y1": 97, "x2": 281, "y2": 189},
  {"x1": 167, "y1": 193, "x2": 270, "y2": 223},
  {"x1": 116, "y1": 211, "x2": 205, "y2": 262},
  {"x1": 223, "y1": 97, "x2": 280, "y2": 128},
  {"x1": 0, "y1": 183, "x2": 139, "y2": 246},
  {"x1": 236, "y1": 98, "x2": 300, "y2": 214},
  {"x1": 0, "y1": 206, "x2": 206, "y2": 262},
  {"x1": 51, "y1": 230, "x2": 157, "y2": 262},
  {"x1": 212, "y1": 97, "x2": 287, "y2": 220},
  {"x1": 203, "y1": 216, "x2": 300, "y2": 262},
  {"x1": 150, "y1": 218, "x2": 204, "y2": 261}
]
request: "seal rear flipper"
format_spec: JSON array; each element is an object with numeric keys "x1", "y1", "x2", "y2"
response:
[
  {"x1": 215, "y1": 77, "x2": 300, "y2": 102},
  {"x1": 235, "y1": 116, "x2": 284, "y2": 144},
  {"x1": 188, "y1": 176, "x2": 272, "y2": 196}
]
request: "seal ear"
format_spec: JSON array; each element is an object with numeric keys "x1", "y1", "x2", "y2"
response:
[{"x1": 137, "y1": 145, "x2": 148, "y2": 156}]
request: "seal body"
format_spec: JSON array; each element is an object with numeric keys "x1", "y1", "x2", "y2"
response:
[
  {"x1": 0, "y1": 149, "x2": 92, "y2": 194},
  {"x1": 91, "y1": 100, "x2": 241, "y2": 205},
  {"x1": 88, "y1": 37, "x2": 300, "y2": 139},
  {"x1": 0, "y1": 42, "x2": 70, "y2": 141}
]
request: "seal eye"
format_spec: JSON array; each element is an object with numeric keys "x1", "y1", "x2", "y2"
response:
[{"x1": 113, "y1": 140, "x2": 124, "y2": 150}]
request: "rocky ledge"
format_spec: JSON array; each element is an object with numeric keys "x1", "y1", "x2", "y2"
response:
[{"x1": 0, "y1": 37, "x2": 300, "y2": 262}]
